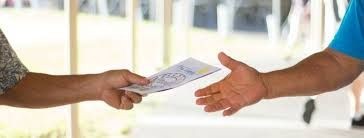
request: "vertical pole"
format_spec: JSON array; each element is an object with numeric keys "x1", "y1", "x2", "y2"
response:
[
  {"x1": 128, "y1": 0, "x2": 138, "y2": 72},
  {"x1": 149, "y1": 0, "x2": 157, "y2": 20},
  {"x1": 174, "y1": 0, "x2": 191, "y2": 60},
  {"x1": 65, "y1": 0, "x2": 80, "y2": 138},
  {"x1": 311, "y1": 0, "x2": 324, "y2": 48},
  {"x1": 97, "y1": 0, "x2": 109, "y2": 16},
  {"x1": 186, "y1": 0, "x2": 194, "y2": 55},
  {"x1": 272, "y1": 0, "x2": 281, "y2": 42},
  {"x1": 120, "y1": 0, "x2": 126, "y2": 17},
  {"x1": 163, "y1": 0, "x2": 172, "y2": 66},
  {"x1": 30, "y1": 0, "x2": 40, "y2": 9},
  {"x1": 14, "y1": 0, "x2": 22, "y2": 9}
]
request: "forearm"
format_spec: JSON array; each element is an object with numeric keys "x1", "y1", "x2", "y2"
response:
[
  {"x1": 262, "y1": 49, "x2": 363, "y2": 99},
  {"x1": 0, "y1": 72, "x2": 102, "y2": 108}
]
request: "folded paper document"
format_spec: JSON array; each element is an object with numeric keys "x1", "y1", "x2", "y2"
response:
[{"x1": 121, "y1": 58, "x2": 220, "y2": 95}]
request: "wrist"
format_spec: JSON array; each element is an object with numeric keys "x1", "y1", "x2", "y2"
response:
[
  {"x1": 260, "y1": 72, "x2": 273, "y2": 99},
  {"x1": 90, "y1": 73, "x2": 105, "y2": 100},
  {"x1": 78, "y1": 73, "x2": 104, "y2": 101}
]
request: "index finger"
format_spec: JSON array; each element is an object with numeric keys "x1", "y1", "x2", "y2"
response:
[{"x1": 195, "y1": 82, "x2": 220, "y2": 97}]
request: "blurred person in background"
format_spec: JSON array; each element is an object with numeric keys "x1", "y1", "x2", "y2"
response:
[
  {"x1": 3, "y1": 0, "x2": 30, "y2": 8},
  {"x1": 351, "y1": 73, "x2": 364, "y2": 127},
  {"x1": 303, "y1": 74, "x2": 364, "y2": 127},
  {"x1": 283, "y1": 0, "x2": 311, "y2": 60},
  {"x1": 0, "y1": 28, "x2": 149, "y2": 109},
  {"x1": 195, "y1": 0, "x2": 364, "y2": 130}
]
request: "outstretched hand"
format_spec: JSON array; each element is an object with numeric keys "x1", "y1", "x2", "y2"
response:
[{"x1": 195, "y1": 52, "x2": 268, "y2": 116}]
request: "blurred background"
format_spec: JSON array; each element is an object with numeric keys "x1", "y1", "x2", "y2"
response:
[{"x1": 0, "y1": 0, "x2": 363, "y2": 137}]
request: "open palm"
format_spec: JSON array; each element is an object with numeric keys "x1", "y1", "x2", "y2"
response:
[{"x1": 195, "y1": 52, "x2": 268, "y2": 116}]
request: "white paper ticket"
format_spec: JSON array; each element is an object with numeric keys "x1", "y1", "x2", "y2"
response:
[{"x1": 120, "y1": 58, "x2": 220, "y2": 95}]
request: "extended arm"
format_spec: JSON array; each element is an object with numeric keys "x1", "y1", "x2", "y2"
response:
[
  {"x1": 263, "y1": 48, "x2": 363, "y2": 98},
  {"x1": 0, "y1": 70, "x2": 149, "y2": 109},
  {"x1": 1, "y1": 29, "x2": 148, "y2": 109},
  {"x1": 195, "y1": 50, "x2": 363, "y2": 116}
]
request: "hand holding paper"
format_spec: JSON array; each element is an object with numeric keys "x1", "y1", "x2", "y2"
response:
[{"x1": 121, "y1": 58, "x2": 220, "y2": 95}]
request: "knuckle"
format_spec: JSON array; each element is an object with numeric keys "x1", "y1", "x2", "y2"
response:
[
  {"x1": 120, "y1": 69, "x2": 130, "y2": 75},
  {"x1": 211, "y1": 96, "x2": 216, "y2": 101},
  {"x1": 213, "y1": 94, "x2": 221, "y2": 100},
  {"x1": 207, "y1": 97, "x2": 213, "y2": 103},
  {"x1": 132, "y1": 96, "x2": 141, "y2": 103},
  {"x1": 127, "y1": 104, "x2": 134, "y2": 110},
  {"x1": 135, "y1": 99, "x2": 142, "y2": 104},
  {"x1": 214, "y1": 103, "x2": 222, "y2": 110},
  {"x1": 220, "y1": 100, "x2": 231, "y2": 108},
  {"x1": 122, "y1": 69, "x2": 131, "y2": 74},
  {"x1": 119, "y1": 105, "x2": 126, "y2": 110},
  {"x1": 206, "y1": 106, "x2": 214, "y2": 112},
  {"x1": 125, "y1": 91, "x2": 132, "y2": 96}
]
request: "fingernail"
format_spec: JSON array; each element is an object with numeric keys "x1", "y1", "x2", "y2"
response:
[
  {"x1": 218, "y1": 52, "x2": 226, "y2": 57},
  {"x1": 127, "y1": 105, "x2": 133, "y2": 110},
  {"x1": 223, "y1": 112, "x2": 231, "y2": 117},
  {"x1": 194, "y1": 93, "x2": 199, "y2": 97},
  {"x1": 194, "y1": 90, "x2": 201, "y2": 96},
  {"x1": 204, "y1": 107, "x2": 211, "y2": 112}
]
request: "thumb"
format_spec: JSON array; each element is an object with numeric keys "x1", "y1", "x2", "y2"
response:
[
  {"x1": 121, "y1": 70, "x2": 150, "y2": 85},
  {"x1": 218, "y1": 52, "x2": 240, "y2": 70}
]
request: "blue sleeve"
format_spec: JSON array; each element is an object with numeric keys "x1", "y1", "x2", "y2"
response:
[{"x1": 329, "y1": 0, "x2": 364, "y2": 60}]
